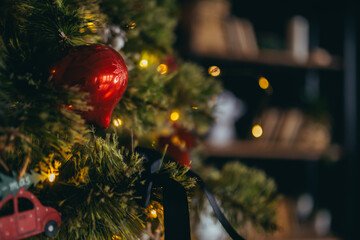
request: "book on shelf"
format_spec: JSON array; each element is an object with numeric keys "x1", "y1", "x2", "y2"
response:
[
  {"x1": 253, "y1": 107, "x2": 331, "y2": 153},
  {"x1": 232, "y1": 18, "x2": 259, "y2": 58},
  {"x1": 187, "y1": 0, "x2": 230, "y2": 56},
  {"x1": 259, "y1": 108, "x2": 281, "y2": 143},
  {"x1": 275, "y1": 109, "x2": 304, "y2": 145}
]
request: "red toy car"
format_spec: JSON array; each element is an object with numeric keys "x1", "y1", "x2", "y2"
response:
[{"x1": 0, "y1": 187, "x2": 61, "y2": 240}]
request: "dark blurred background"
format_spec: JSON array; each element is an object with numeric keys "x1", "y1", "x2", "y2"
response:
[{"x1": 174, "y1": 0, "x2": 359, "y2": 239}]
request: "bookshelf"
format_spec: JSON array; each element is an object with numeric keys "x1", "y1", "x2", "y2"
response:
[{"x1": 177, "y1": 0, "x2": 358, "y2": 239}]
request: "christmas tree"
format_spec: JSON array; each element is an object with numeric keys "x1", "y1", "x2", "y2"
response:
[{"x1": 0, "y1": 0, "x2": 278, "y2": 239}]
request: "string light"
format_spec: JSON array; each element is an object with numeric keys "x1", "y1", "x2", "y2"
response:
[
  {"x1": 127, "y1": 22, "x2": 136, "y2": 29},
  {"x1": 252, "y1": 124, "x2": 263, "y2": 138},
  {"x1": 139, "y1": 59, "x2": 148, "y2": 68},
  {"x1": 86, "y1": 22, "x2": 96, "y2": 32},
  {"x1": 171, "y1": 135, "x2": 181, "y2": 146},
  {"x1": 48, "y1": 173, "x2": 56, "y2": 183},
  {"x1": 208, "y1": 66, "x2": 221, "y2": 77},
  {"x1": 258, "y1": 77, "x2": 270, "y2": 90},
  {"x1": 150, "y1": 209, "x2": 157, "y2": 218},
  {"x1": 113, "y1": 118, "x2": 122, "y2": 127},
  {"x1": 171, "y1": 135, "x2": 186, "y2": 150},
  {"x1": 157, "y1": 64, "x2": 168, "y2": 74},
  {"x1": 170, "y1": 111, "x2": 180, "y2": 121}
]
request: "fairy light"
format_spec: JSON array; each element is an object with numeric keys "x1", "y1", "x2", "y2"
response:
[
  {"x1": 157, "y1": 64, "x2": 168, "y2": 74},
  {"x1": 208, "y1": 66, "x2": 221, "y2": 77},
  {"x1": 48, "y1": 173, "x2": 56, "y2": 183},
  {"x1": 150, "y1": 209, "x2": 157, "y2": 218},
  {"x1": 170, "y1": 111, "x2": 180, "y2": 121},
  {"x1": 252, "y1": 124, "x2": 263, "y2": 138},
  {"x1": 127, "y1": 22, "x2": 136, "y2": 29},
  {"x1": 258, "y1": 77, "x2": 270, "y2": 90},
  {"x1": 113, "y1": 118, "x2": 122, "y2": 127},
  {"x1": 139, "y1": 59, "x2": 148, "y2": 68},
  {"x1": 171, "y1": 135, "x2": 181, "y2": 146},
  {"x1": 86, "y1": 22, "x2": 96, "y2": 32}
]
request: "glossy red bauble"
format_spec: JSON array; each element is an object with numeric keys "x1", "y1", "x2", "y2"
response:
[{"x1": 52, "y1": 44, "x2": 128, "y2": 129}]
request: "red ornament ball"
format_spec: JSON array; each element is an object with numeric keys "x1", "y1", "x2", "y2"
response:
[{"x1": 52, "y1": 44, "x2": 128, "y2": 129}]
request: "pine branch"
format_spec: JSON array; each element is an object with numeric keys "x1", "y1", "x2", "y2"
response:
[
  {"x1": 17, "y1": 148, "x2": 31, "y2": 180},
  {"x1": 0, "y1": 156, "x2": 9, "y2": 172}
]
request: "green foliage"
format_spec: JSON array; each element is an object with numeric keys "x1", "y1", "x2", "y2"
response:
[
  {"x1": 27, "y1": 134, "x2": 195, "y2": 239},
  {"x1": 113, "y1": 61, "x2": 221, "y2": 140},
  {"x1": 205, "y1": 162, "x2": 278, "y2": 232},
  {"x1": 0, "y1": 0, "x2": 278, "y2": 238},
  {"x1": 165, "y1": 62, "x2": 221, "y2": 134},
  {"x1": 0, "y1": 0, "x2": 102, "y2": 82},
  {"x1": 34, "y1": 134, "x2": 145, "y2": 239},
  {"x1": 101, "y1": 0, "x2": 177, "y2": 53}
]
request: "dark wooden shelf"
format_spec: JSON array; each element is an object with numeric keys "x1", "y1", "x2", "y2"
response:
[
  {"x1": 201, "y1": 140, "x2": 341, "y2": 161},
  {"x1": 189, "y1": 49, "x2": 342, "y2": 71}
]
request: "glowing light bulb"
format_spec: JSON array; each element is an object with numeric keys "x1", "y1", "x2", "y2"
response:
[
  {"x1": 48, "y1": 173, "x2": 56, "y2": 183},
  {"x1": 113, "y1": 119, "x2": 122, "y2": 127},
  {"x1": 259, "y1": 77, "x2": 270, "y2": 89},
  {"x1": 170, "y1": 111, "x2": 180, "y2": 121},
  {"x1": 171, "y1": 135, "x2": 181, "y2": 146},
  {"x1": 139, "y1": 59, "x2": 148, "y2": 68},
  {"x1": 157, "y1": 64, "x2": 168, "y2": 74},
  {"x1": 252, "y1": 125, "x2": 263, "y2": 138},
  {"x1": 127, "y1": 22, "x2": 136, "y2": 29},
  {"x1": 208, "y1": 66, "x2": 221, "y2": 77},
  {"x1": 150, "y1": 209, "x2": 157, "y2": 218},
  {"x1": 51, "y1": 69, "x2": 56, "y2": 74}
]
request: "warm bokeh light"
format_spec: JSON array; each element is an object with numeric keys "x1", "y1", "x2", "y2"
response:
[
  {"x1": 170, "y1": 111, "x2": 180, "y2": 121},
  {"x1": 208, "y1": 66, "x2": 221, "y2": 77},
  {"x1": 86, "y1": 22, "x2": 96, "y2": 32},
  {"x1": 127, "y1": 22, "x2": 136, "y2": 29},
  {"x1": 157, "y1": 64, "x2": 168, "y2": 74},
  {"x1": 48, "y1": 173, "x2": 56, "y2": 183},
  {"x1": 252, "y1": 124, "x2": 263, "y2": 138},
  {"x1": 259, "y1": 77, "x2": 270, "y2": 89},
  {"x1": 171, "y1": 135, "x2": 186, "y2": 149},
  {"x1": 51, "y1": 69, "x2": 56, "y2": 74},
  {"x1": 139, "y1": 59, "x2": 148, "y2": 68},
  {"x1": 112, "y1": 236, "x2": 122, "y2": 240},
  {"x1": 192, "y1": 106, "x2": 198, "y2": 110},
  {"x1": 171, "y1": 135, "x2": 181, "y2": 146},
  {"x1": 150, "y1": 209, "x2": 157, "y2": 218},
  {"x1": 113, "y1": 118, "x2": 122, "y2": 127}
]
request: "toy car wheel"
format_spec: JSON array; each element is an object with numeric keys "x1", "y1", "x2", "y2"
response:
[{"x1": 44, "y1": 220, "x2": 58, "y2": 237}]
